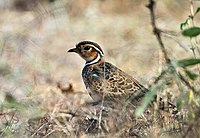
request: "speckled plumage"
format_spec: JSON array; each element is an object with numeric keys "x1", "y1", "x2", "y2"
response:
[
  {"x1": 82, "y1": 61, "x2": 148, "y2": 103},
  {"x1": 67, "y1": 41, "x2": 182, "y2": 134},
  {"x1": 68, "y1": 40, "x2": 150, "y2": 106}
]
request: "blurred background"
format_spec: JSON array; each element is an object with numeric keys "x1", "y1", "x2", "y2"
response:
[{"x1": 0, "y1": 0, "x2": 200, "y2": 136}]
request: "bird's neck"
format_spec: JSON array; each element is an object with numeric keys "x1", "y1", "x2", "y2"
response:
[{"x1": 85, "y1": 54, "x2": 105, "y2": 66}]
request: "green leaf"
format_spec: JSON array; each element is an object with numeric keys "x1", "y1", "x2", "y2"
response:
[
  {"x1": 135, "y1": 83, "x2": 165, "y2": 117},
  {"x1": 180, "y1": 18, "x2": 189, "y2": 30},
  {"x1": 195, "y1": 7, "x2": 200, "y2": 15},
  {"x1": 184, "y1": 69, "x2": 198, "y2": 80},
  {"x1": 182, "y1": 27, "x2": 200, "y2": 37},
  {"x1": 178, "y1": 58, "x2": 200, "y2": 67}
]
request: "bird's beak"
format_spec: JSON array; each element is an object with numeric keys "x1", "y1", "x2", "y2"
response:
[{"x1": 68, "y1": 48, "x2": 78, "y2": 53}]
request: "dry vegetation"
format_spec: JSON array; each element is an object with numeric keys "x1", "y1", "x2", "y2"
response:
[{"x1": 0, "y1": 0, "x2": 200, "y2": 137}]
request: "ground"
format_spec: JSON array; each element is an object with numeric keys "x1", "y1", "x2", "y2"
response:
[{"x1": 0, "y1": 0, "x2": 200, "y2": 137}]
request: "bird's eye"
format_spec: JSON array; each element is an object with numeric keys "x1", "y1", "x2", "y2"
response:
[{"x1": 84, "y1": 46, "x2": 91, "y2": 51}]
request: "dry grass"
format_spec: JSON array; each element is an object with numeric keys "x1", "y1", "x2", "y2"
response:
[{"x1": 0, "y1": 0, "x2": 200, "y2": 137}]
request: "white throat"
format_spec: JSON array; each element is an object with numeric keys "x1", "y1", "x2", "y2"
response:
[{"x1": 85, "y1": 53, "x2": 101, "y2": 66}]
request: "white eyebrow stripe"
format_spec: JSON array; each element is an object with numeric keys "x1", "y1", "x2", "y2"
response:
[
  {"x1": 88, "y1": 45, "x2": 104, "y2": 57},
  {"x1": 85, "y1": 53, "x2": 101, "y2": 66}
]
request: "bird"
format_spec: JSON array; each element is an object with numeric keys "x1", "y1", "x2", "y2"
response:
[
  {"x1": 68, "y1": 41, "x2": 151, "y2": 106},
  {"x1": 67, "y1": 41, "x2": 177, "y2": 112},
  {"x1": 67, "y1": 41, "x2": 182, "y2": 134}
]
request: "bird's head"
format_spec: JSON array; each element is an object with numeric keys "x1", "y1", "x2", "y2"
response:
[{"x1": 68, "y1": 41, "x2": 104, "y2": 65}]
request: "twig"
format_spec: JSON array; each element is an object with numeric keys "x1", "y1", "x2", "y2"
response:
[
  {"x1": 162, "y1": 34, "x2": 188, "y2": 51},
  {"x1": 177, "y1": 72, "x2": 197, "y2": 93},
  {"x1": 30, "y1": 122, "x2": 50, "y2": 137},
  {"x1": 43, "y1": 130, "x2": 55, "y2": 138},
  {"x1": 148, "y1": 69, "x2": 168, "y2": 88},
  {"x1": 189, "y1": 0, "x2": 195, "y2": 26},
  {"x1": 146, "y1": 0, "x2": 171, "y2": 64},
  {"x1": 146, "y1": 0, "x2": 197, "y2": 93},
  {"x1": 188, "y1": 0, "x2": 200, "y2": 76}
]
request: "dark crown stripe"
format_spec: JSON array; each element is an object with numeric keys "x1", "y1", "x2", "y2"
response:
[{"x1": 76, "y1": 41, "x2": 104, "y2": 56}]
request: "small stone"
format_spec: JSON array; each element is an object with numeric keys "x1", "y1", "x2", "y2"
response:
[{"x1": 57, "y1": 78, "x2": 74, "y2": 94}]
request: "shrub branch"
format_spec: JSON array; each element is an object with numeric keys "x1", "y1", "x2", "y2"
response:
[
  {"x1": 146, "y1": 0, "x2": 171, "y2": 64},
  {"x1": 146, "y1": 0, "x2": 197, "y2": 93}
]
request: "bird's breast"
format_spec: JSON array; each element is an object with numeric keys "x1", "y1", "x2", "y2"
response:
[{"x1": 86, "y1": 86, "x2": 102, "y2": 102}]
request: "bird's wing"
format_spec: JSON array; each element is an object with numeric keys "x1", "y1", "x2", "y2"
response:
[
  {"x1": 88, "y1": 62, "x2": 147, "y2": 99},
  {"x1": 86, "y1": 62, "x2": 179, "y2": 115}
]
